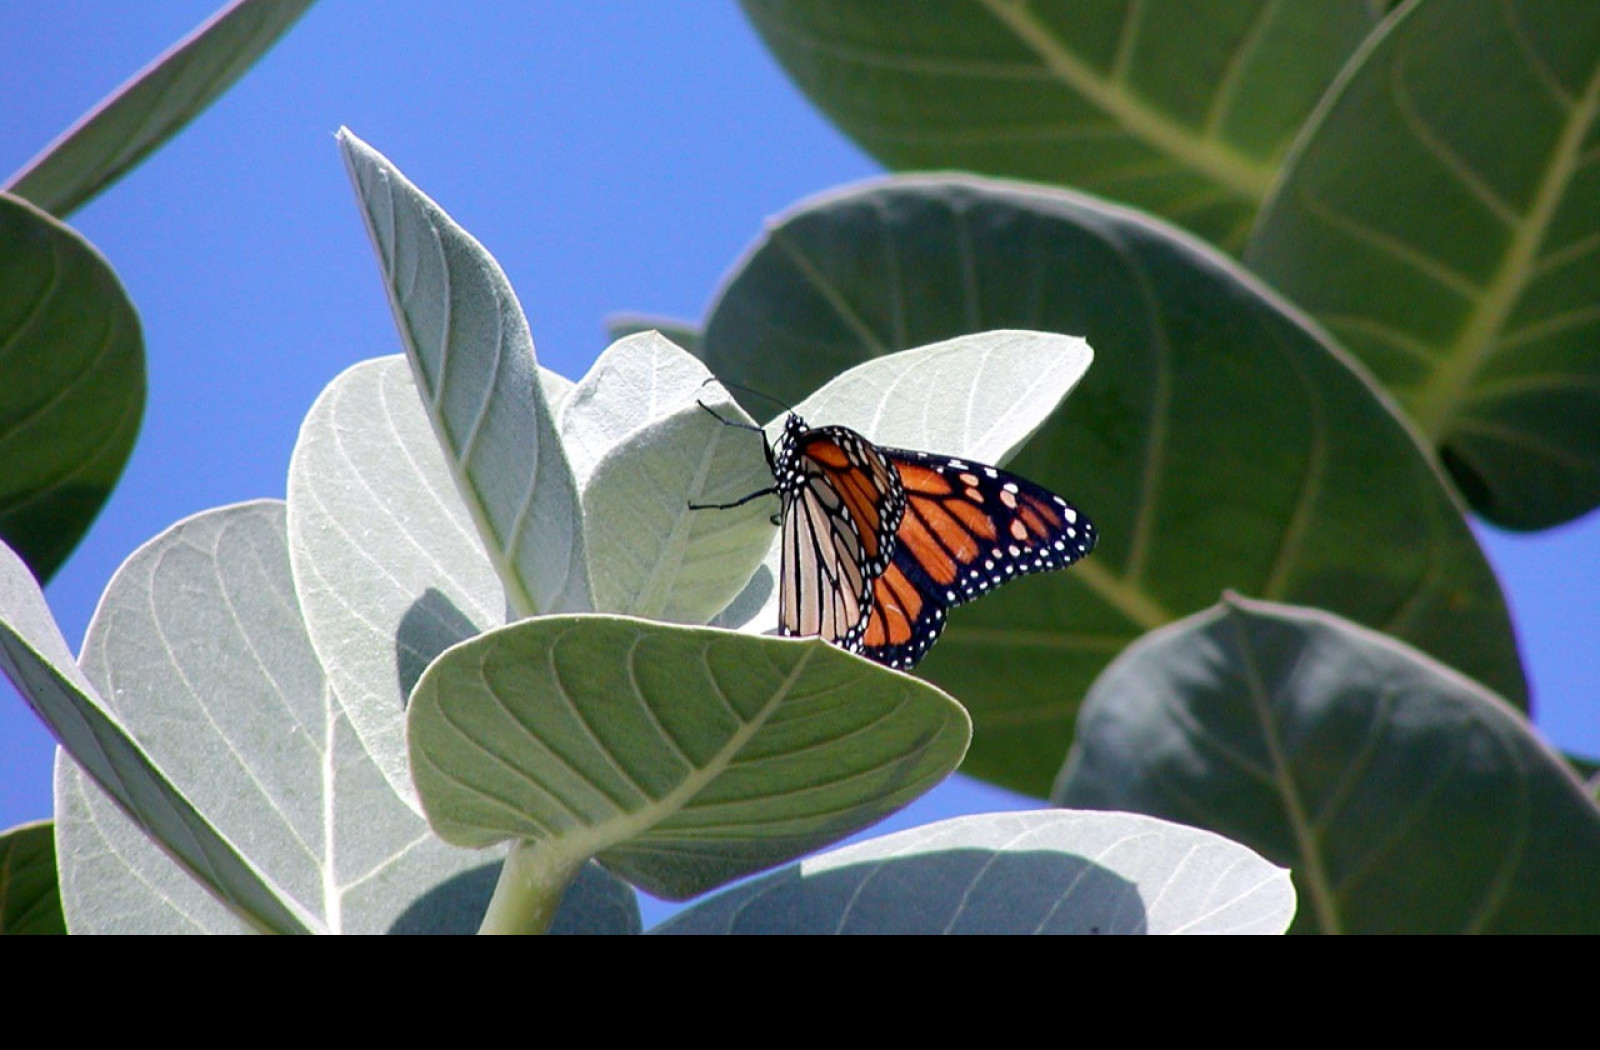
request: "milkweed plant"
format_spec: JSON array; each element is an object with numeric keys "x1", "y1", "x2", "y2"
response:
[
  {"x1": 7, "y1": 0, "x2": 1597, "y2": 934},
  {"x1": 0, "y1": 128, "x2": 1292, "y2": 934}
]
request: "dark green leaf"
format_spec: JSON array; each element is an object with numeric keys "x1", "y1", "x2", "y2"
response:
[
  {"x1": 0, "y1": 193, "x2": 142, "y2": 582},
  {"x1": 1056, "y1": 596, "x2": 1600, "y2": 933},
  {"x1": 1246, "y1": 0, "x2": 1600, "y2": 528},
  {"x1": 740, "y1": 0, "x2": 1376, "y2": 251},
  {"x1": 4, "y1": 0, "x2": 318, "y2": 217},
  {"x1": 1567, "y1": 751, "x2": 1600, "y2": 779},
  {"x1": 0, "y1": 821, "x2": 65, "y2": 935},
  {"x1": 699, "y1": 175, "x2": 1525, "y2": 795}
]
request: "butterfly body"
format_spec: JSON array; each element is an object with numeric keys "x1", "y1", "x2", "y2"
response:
[
  {"x1": 768, "y1": 415, "x2": 905, "y2": 649},
  {"x1": 758, "y1": 412, "x2": 1096, "y2": 670}
]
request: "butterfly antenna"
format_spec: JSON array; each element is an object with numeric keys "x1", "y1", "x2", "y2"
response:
[
  {"x1": 702, "y1": 376, "x2": 795, "y2": 420},
  {"x1": 695, "y1": 398, "x2": 763, "y2": 434}
]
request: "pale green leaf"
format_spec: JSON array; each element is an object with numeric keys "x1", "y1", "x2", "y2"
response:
[
  {"x1": 541, "y1": 366, "x2": 576, "y2": 415},
  {"x1": 286, "y1": 356, "x2": 504, "y2": 809},
  {"x1": 561, "y1": 332, "x2": 773, "y2": 627},
  {"x1": 70, "y1": 500, "x2": 512, "y2": 933},
  {"x1": 409, "y1": 615, "x2": 970, "y2": 901},
  {"x1": 791, "y1": 329, "x2": 1093, "y2": 460},
  {"x1": 53, "y1": 753, "x2": 278, "y2": 935},
  {"x1": 57, "y1": 754, "x2": 639, "y2": 935},
  {"x1": 653, "y1": 810, "x2": 1294, "y2": 934},
  {"x1": 338, "y1": 129, "x2": 590, "y2": 618},
  {"x1": 0, "y1": 528, "x2": 311, "y2": 933},
  {"x1": 559, "y1": 330, "x2": 728, "y2": 487},
  {"x1": 583, "y1": 400, "x2": 777, "y2": 624}
]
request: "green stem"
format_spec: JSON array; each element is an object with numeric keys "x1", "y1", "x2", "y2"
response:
[{"x1": 478, "y1": 841, "x2": 582, "y2": 935}]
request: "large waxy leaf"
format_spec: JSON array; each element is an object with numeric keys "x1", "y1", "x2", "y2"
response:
[
  {"x1": 652, "y1": 810, "x2": 1294, "y2": 934},
  {"x1": 66, "y1": 500, "x2": 538, "y2": 934},
  {"x1": 0, "y1": 193, "x2": 143, "y2": 582},
  {"x1": 698, "y1": 175, "x2": 1525, "y2": 796},
  {"x1": 1246, "y1": 0, "x2": 1600, "y2": 529},
  {"x1": 63, "y1": 499, "x2": 634, "y2": 934},
  {"x1": 408, "y1": 615, "x2": 971, "y2": 904},
  {"x1": 3, "y1": 0, "x2": 318, "y2": 218},
  {"x1": 740, "y1": 0, "x2": 1377, "y2": 252},
  {"x1": 559, "y1": 331, "x2": 777, "y2": 626},
  {"x1": 0, "y1": 820, "x2": 65, "y2": 935},
  {"x1": 789, "y1": 330, "x2": 1093, "y2": 459},
  {"x1": 285, "y1": 354, "x2": 575, "y2": 809},
  {"x1": 541, "y1": 368, "x2": 576, "y2": 414},
  {"x1": 56, "y1": 736, "x2": 446, "y2": 936},
  {"x1": 0, "y1": 529, "x2": 309, "y2": 933},
  {"x1": 339, "y1": 129, "x2": 591, "y2": 618},
  {"x1": 55, "y1": 755, "x2": 638, "y2": 935},
  {"x1": 559, "y1": 331, "x2": 721, "y2": 487},
  {"x1": 1056, "y1": 597, "x2": 1600, "y2": 934},
  {"x1": 583, "y1": 403, "x2": 777, "y2": 626},
  {"x1": 287, "y1": 356, "x2": 506, "y2": 810}
]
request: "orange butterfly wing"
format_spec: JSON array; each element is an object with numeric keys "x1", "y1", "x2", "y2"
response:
[{"x1": 859, "y1": 449, "x2": 1096, "y2": 670}]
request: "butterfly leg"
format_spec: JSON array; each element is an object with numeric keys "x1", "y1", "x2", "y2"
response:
[
  {"x1": 688, "y1": 485, "x2": 778, "y2": 512},
  {"x1": 688, "y1": 394, "x2": 780, "y2": 511}
]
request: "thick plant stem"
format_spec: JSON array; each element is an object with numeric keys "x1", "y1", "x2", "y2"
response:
[{"x1": 478, "y1": 841, "x2": 582, "y2": 935}]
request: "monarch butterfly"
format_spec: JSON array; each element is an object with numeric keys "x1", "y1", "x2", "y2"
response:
[{"x1": 697, "y1": 405, "x2": 1096, "y2": 670}]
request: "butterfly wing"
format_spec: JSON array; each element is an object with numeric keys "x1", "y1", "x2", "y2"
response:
[
  {"x1": 859, "y1": 448, "x2": 1096, "y2": 670},
  {"x1": 775, "y1": 422, "x2": 905, "y2": 648}
]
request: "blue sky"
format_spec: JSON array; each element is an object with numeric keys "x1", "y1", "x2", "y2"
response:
[{"x1": 3, "y1": 3, "x2": 1596, "y2": 921}]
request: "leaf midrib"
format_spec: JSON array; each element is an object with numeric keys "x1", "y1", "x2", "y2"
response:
[
  {"x1": 527, "y1": 640, "x2": 818, "y2": 872},
  {"x1": 1412, "y1": 50, "x2": 1600, "y2": 438},
  {"x1": 977, "y1": 0, "x2": 1276, "y2": 203}
]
